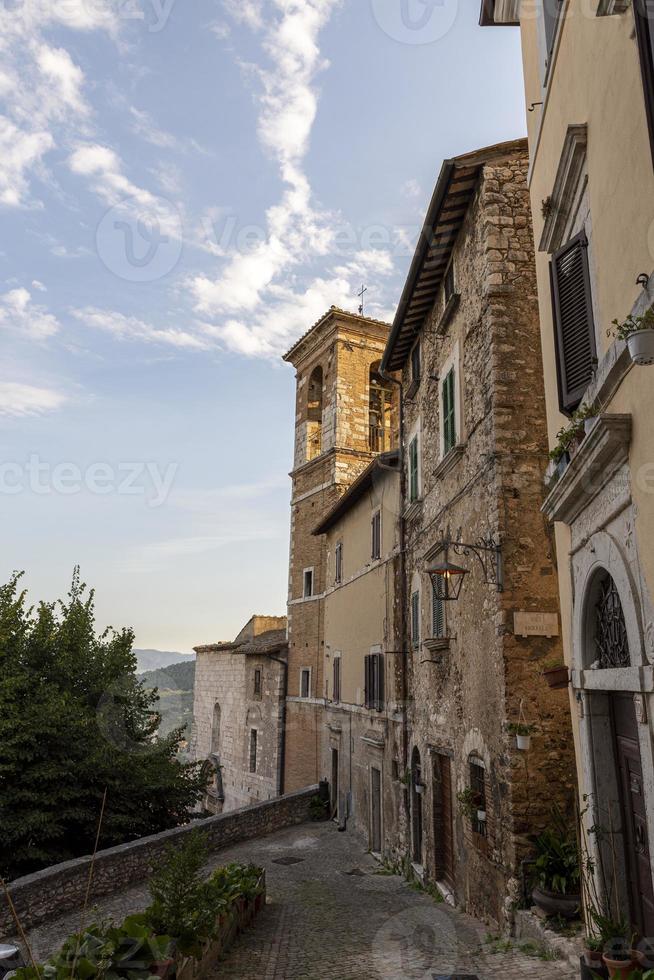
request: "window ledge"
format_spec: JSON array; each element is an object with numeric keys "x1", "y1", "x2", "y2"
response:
[
  {"x1": 436, "y1": 293, "x2": 460, "y2": 336},
  {"x1": 423, "y1": 637, "x2": 450, "y2": 654},
  {"x1": 542, "y1": 414, "x2": 632, "y2": 525},
  {"x1": 361, "y1": 731, "x2": 385, "y2": 747},
  {"x1": 403, "y1": 498, "x2": 423, "y2": 522},
  {"x1": 433, "y1": 444, "x2": 466, "y2": 481}
]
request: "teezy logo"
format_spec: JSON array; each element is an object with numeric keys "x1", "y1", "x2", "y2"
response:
[
  {"x1": 371, "y1": 0, "x2": 459, "y2": 45},
  {"x1": 96, "y1": 195, "x2": 182, "y2": 282}
]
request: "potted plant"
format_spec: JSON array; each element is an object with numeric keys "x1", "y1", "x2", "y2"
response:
[
  {"x1": 610, "y1": 306, "x2": 654, "y2": 366},
  {"x1": 531, "y1": 809, "x2": 581, "y2": 920},
  {"x1": 541, "y1": 658, "x2": 570, "y2": 690},
  {"x1": 456, "y1": 788, "x2": 479, "y2": 820},
  {"x1": 508, "y1": 722, "x2": 534, "y2": 750},
  {"x1": 548, "y1": 403, "x2": 599, "y2": 477},
  {"x1": 582, "y1": 933, "x2": 604, "y2": 969}
]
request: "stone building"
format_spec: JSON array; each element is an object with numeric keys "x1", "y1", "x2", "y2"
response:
[
  {"x1": 281, "y1": 308, "x2": 396, "y2": 792},
  {"x1": 380, "y1": 139, "x2": 576, "y2": 927},
  {"x1": 192, "y1": 615, "x2": 287, "y2": 813},
  {"x1": 481, "y1": 0, "x2": 654, "y2": 936},
  {"x1": 312, "y1": 450, "x2": 405, "y2": 858}
]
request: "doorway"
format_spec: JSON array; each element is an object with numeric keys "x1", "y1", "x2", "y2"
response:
[
  {"x1": 611, "y1": 692, "x2": 654, "y2": 935},
  {"x1": 331, "y1": 748, "x2": 339, "y2": 820},
  {"x1": 411, "y1": 747, "x2": 423, "y2": 866},
  {"x1": 370, "y1": 767, "x2": 382, "y2": 854},
  {"x1": 432, "y1": 752, "x2": 455, "y2": 889}
]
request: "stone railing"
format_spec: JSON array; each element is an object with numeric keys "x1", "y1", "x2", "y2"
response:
[{"x1": 1, "y1": 786, "x2": 319, "y2": 937}]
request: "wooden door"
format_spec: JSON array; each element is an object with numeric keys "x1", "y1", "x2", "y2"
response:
[
  {"x1": 411, "y1": 747, "x2": 423, "y2": 864},
  {"x1": 371, "y1": 767, "x2": 382, "y2": 854},
  {"x1": 612, "y1": 693, "x2": 654, "y2": 935},
  {"x1": 432, "y1": 753, "x2": 455, "y2": 889}
]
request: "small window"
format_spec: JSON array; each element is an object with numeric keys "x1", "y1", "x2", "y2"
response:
[
  {"x1": 253, "y1": 668, "x2": 262, "y2": 697},
  {"x1": 543, "y1": 0, "x2": 564, "y2": 77},
  {"x1": 371, "y1": 511, "x2": 381, "y2": 561},
  {"x1": 432, "y1": 578, "x2": 445, "y2": 639},
  {"x1": 444, "y1": 261, "x2": 455, "y2": 304},
  {"x1": 411, "y1": 591, "x2": 420, "y2": 648},
  {"x1": 335, "y1": 542, "x2": 343, "y2": 585},
  {"x1": 303, "y1": 568, "x2": 314, "y2": 598},
  {"x1": 550, "y1": 232, "x2": 597, "y2": 414},
  {"x1": 408, "y1": 436, "x2": 419, "y2": 502},
  {"x1": 249, "y1": 729, "x2": 258, "y2": 773},
  {"x1": 410, "y1": 342, "x2": 421, "y2": 384},
  {"x1": 364, "y1": 652, "x2": 384, "y2": 711},
  {"x1": 442, "y1": 368, "x2": 456, "y2": 455},
  {"x1": 469, "y1": 757, "x2": 487, "y2": 838},
  {"x1": 300, "y1": 668, "x2": 311, "y2": 699},
  {"x1": 333, "y1": 656, "x2": 341, "y2": 703}
]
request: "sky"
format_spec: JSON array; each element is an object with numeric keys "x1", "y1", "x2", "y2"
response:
[{"x1": 0, "y1": 0, "x2": 526, "y2": 653}]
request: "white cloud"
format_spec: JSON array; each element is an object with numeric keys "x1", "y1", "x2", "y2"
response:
[
  {"x1": 401, "y1": 178, "x2": 421, "y2": 199},
  {"x1": 129, "y1": 107, "x2": 178, "y2": 149},
  {"x1": 0, "y1": 382, "x2": 66, "y2": 417},
  {"x1": 0, "y1": 287, "x2": 61, "y2": 339},
  {"x1": 188, "y1": 0, "x2": 398, "y2": 358},
  {"x1": 72, "y1": 307, "x2": 211, "y2": 350},
  {"x1": 36, "y1": 44, "x2": 88, "y2": 118},
  {"x1": 0, "y1": 117, "x2": 53, "y2": 207}
]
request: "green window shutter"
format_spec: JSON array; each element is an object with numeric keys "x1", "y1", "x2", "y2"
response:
[
  {"x1": 442, "y1": 369, "x2": 456, "y2": 454},
  {"x1": 409, "y1": 437, "x2": 419, "y2": 501},
  {"x1": 432, "y1": 577, "x2": 444, "y2": 639},
  {"x1": 411, "y1": 591, "x2": 420, "y2": 647}
]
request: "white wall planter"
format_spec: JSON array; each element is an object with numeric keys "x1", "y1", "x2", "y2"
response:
[
  {"x1": 415, "y1": 783, "x2": 425, "y2": 795},
  {"x1": 476, "y1": 809, "x2": 487, "y2": 823},
  {"x1": 516, "y1": 734, "x2": 531, "y2": 751},
  {"x1": 627, "y1": 329, "x2": 654, "y2": 366}
]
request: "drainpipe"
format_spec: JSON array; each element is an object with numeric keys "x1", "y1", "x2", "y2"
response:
[
  {"x1": 380, "y1": 366, "x2": 409, "y2": 846},
  {"x1": 269, "y1": 654, "x2": 288, "y2": 796}
]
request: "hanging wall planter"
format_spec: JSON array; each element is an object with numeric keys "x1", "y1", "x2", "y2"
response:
[
  {"x1": 507, "y1": 720, "x2": 534, "y2": 751},
  {"x1": 610, "y1": 308, "x2": 654, "y2": 366},
  {"x1": 476, "y1": 809, "x2": 487, "y2": 823},
  {"x1": 542, "y1": 663, "x2": 570, "y2": 690}
]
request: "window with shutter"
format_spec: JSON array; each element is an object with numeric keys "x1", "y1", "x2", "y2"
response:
[
  {"x1": 550, "y1": 232, "x2": 597, "y2": 414},
  {"x1": 635, "y1": 0, "x2": 654, "y2": 166},
  {"x1": 364, "y1": 652, "x2": 384, "y2": 711},
  {"x1": 333, "y1": 656, "x2": 341, "y2": 703},
  {"x1": 409, "y1": 437, "x2": 419, "y2": 502},
  {"x1": 432, "y1": 577, "x2": 445, "y2": 639},
  {"x1": 371, "y1": 511, "x2": 381, "y2": 560},
  {"x1": 335, "y1": 542, "x2": 343, "y2": 585},
  {"x1": 411, "y1": 591, "x2": 420, "y2": 648},
  {"x1": 442, "y1": 369, "x2": 456, "y2": 454}
]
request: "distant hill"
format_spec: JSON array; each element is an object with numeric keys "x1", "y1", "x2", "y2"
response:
[
  {"x1": 134, "y1": 649, "x2": 195, "y2": 673},
  {"x1": 139, "y1": 659, "x2": 196, "y2": 739}
]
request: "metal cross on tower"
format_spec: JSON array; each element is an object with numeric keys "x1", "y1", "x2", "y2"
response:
[{"x1": 357, "y1": 284, "x2": 367, "y2": 316}]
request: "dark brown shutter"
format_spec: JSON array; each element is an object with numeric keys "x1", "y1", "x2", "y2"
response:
[
  {"x1": 635, "y1": 0, "x2": 654, "y2": 167},
  {"x1": 364, "y1": 655, "x2": 370, "y2": 709},
  {"x1": 550, "y1": 231, "x2": 597, "y2": 414},
  {"x1": 377, "y1": 654, "x2": 385, "y2": 711}
]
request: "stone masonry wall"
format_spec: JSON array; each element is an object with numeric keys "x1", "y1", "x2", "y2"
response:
[
  {"x1": 0, "y1": 787, "x2": 318, "y2": 937},
  {"x1": 400, "y1": 147, "x2": 575, "y2": 929}
]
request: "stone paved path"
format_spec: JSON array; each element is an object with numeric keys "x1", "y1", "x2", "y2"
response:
[{"x1": 17, "y1": 823, "x2": 576, "y2": 980}]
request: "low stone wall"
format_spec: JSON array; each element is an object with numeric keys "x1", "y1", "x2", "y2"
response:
[{"x1": 1, "y1": 786, "x2": 318, "y2": 937}]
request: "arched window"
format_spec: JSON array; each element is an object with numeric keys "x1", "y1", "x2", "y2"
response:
[
  {"x1": 307, "y1": 366, "x2": 323, "y2": 460},
  {"x1": 592, "y1": 571, "x2": 630, "y2": 670},
  {"x1": 369, "y1": 362, "x2": 394, "y2": 452},
  {"x1": 211, "y1": 702, "x2": 221, "y2": 756}
]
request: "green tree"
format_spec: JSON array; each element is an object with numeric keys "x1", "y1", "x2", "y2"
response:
[{"x1": 0, "y1": 570, "x2": 204, "y2": 880}]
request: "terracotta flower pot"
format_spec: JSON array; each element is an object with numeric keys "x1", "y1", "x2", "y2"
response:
[
  {"x1": 602, "y1": 953, "x2": 636, "y2": 979},
  {"x1": 150, "y1": 959, "x2": 175, "y2": 979},
  {"x1": 543, "y1": 665, "x2": 569, "y2": 690},
  {"x1": 583, "y1": 946, "x2": 604, "y2": 968}
]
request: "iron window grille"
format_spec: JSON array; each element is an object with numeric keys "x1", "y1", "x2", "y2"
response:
[
  {"x1": 595, "y1": 575, "x2": 630, "y2": 670},
  {"x1": 469, "y1": 757, "x2": 487, "y2": 838}
]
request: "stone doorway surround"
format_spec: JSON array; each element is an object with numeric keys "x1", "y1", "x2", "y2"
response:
[{"x1": 543, "y1": 408, "x2": 654, "y2": 927}]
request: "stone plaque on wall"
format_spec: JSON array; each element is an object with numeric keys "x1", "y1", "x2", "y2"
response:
[{"x1": 514, "y1": 612, "x2": 559, "y2": 638}]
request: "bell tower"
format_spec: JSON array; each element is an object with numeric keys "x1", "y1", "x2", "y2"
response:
[{"x1": 282, "y1": 307, "x2": 394, "y2": 791}]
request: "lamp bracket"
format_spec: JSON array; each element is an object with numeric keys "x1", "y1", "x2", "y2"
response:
[{"x1": 445, "y1": 526, "x2": 503, "y2": 592}]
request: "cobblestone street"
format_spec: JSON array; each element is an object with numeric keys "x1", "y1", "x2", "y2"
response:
[{"x1": 18, "y1": 822, "x2": 577, "y2": 980}]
